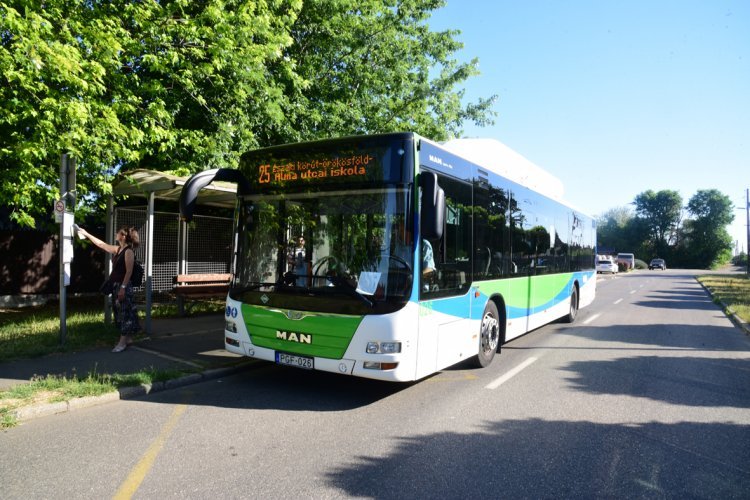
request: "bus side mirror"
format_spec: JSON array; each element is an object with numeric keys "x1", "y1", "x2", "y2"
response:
[
  {"x1": 420, "y1": 172, "x2": 445, "y2": 240},
  {"x1": 180, "y1": 168, "x2": 251, "y2": 222}
]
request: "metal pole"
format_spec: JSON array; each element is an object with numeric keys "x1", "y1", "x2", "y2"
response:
[
  {"x1": 746, "y1": 188, "x2": 749, "y2": 275},
  {"x1": 59, "y1": 154, "x2": 68, "y2": 345},
  {"x1": 145, "y1": 192, "x2": 155, "y2": 335},
  {"x1": 105, "y1": 195, "x2": 114, "y2": 323}
]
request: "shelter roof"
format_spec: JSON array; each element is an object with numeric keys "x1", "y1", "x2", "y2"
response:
[{"x1": 111, "y1": 169, "x2": 237, "y2": 208}]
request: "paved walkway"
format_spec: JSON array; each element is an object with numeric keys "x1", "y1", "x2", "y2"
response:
[{"x1": 0, "y1": 314, "x2": 257, "y2": 422}]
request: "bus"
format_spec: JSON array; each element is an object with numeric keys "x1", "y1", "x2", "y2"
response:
[{"x1": 179, "y1": 133, "x2": 596, "y2": 382}]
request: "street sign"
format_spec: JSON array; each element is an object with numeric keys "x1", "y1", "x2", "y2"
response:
[{"x1": 54, "y1": 199, "x2": 65, "y2": 222}]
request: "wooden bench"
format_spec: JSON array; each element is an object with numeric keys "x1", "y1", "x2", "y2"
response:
[{"x1": 173, "y1": 273, "x2": 232, "y2": 315}]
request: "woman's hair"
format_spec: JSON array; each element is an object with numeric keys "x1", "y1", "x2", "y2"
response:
[{"x1": 119, "y1": 226, "x2": 140, "y2": 249}]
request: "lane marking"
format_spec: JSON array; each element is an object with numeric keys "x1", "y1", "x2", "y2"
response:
[
  {"x1": 428, "y1": 372, "x2": 480, "y2": 382},
  {"x1": 113, "y1": 404, "x2": 189, "y2": 499},
  {"x1": 613, "y1": 298, "x2": 623, "y2": 305},
  {"x1": 583, "y1": 313, "x2": 601, "y2": 325},
  {"x1": 485, "y1": 357, "x2": 538, "y2": 390},
  {"x1": 130, "y1": 346, "x2": 203, "y2": 369},
  {"x1": 630, "y1": 290, "x2": 637, "y2": 294}
]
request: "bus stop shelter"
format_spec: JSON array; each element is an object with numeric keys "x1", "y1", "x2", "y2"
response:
[{"x1": 108, "y1": 169, "x2": 238, "y2": 334}]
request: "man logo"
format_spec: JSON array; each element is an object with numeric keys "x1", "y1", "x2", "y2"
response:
[
  {"x1": 285, "y1": 310, "x2": 304, "y2": 320},
  {"x1": 276, "y1": 330, "x2": 312, "y2": 344}
]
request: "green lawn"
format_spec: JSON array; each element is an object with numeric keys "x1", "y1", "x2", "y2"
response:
[
  {"x1": 0, "y1": 295, "x2": 224, "y2": 362},
  {"x1": 0, "y1": 295, "x2": 223, "y2": 428},
  {"x1": 696, "y1": 274, "x2": 750, "y2": 324}
]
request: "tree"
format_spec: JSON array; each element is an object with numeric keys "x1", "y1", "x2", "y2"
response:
[
  {"x1": 683, "y1": 189, "x2": 734, "y2": 268},
  {"x1": 595, "y1": 206, "x2": 637, "y2": 253},
  {"x1": 1, "y1": 0, "x2": 496, "y2": 228},
  {"x1": 633, "y1": 190, "x2": 683, "y2": 258},
  {"x1": 275, "y1": 0, "x2": 496, "y2": 144}
]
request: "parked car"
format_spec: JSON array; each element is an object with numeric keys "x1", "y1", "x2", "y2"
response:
[
  {"x1": 649, "y1": 258, "x2": 666, "y2": 270},
  {"x1": 597, "y1": 258, "x2": 618, "y2": 274}
]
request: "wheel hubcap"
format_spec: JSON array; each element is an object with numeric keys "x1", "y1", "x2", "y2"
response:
[{"x1": 481, "y1": 312, "x2": 499, "y2": 353}]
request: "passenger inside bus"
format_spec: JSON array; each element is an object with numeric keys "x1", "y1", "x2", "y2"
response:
[{"x1": 287, "y1": 235, "x2": 308, "y2": 286}]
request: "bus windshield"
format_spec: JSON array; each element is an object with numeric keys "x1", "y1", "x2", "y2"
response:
[{"x1": 231, "y1": 186, "x2": 414, "y2": 314}]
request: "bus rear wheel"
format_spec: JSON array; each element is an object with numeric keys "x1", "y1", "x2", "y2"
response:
[
  {"x1": 474, "y1": 302, "x2": 500, "y2": 368},
  {"x1": 561, "y1": 286, "x2": 578, "y2": 323}
]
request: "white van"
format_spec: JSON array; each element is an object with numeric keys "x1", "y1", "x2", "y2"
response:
[{"x1": 617, "y1": 253, "x2": 635, "y2": 270}]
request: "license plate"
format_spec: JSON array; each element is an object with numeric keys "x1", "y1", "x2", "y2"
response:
[{"x1": 275, "y1": 352, "x2": 314, "y2": 370}]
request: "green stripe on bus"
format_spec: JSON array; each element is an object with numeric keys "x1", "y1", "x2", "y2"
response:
[{"x1": 475, "y1": 273, "x2": 574, "y2": 309}]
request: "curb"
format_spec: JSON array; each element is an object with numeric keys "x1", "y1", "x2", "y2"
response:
[
  {"x1": 9, "y1": 361, "x2": 255, "y2": 425},
  {"x1": 724, "y1": 307, "x2": 750, "y2": 336}
]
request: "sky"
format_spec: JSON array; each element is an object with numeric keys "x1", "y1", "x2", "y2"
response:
[{"x1": 428, "y1": 0, "x2": 749, "y2": 253}]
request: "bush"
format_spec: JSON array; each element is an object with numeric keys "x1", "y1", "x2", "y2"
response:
[{"x1": 733, "y1": 252, "x2": 748, "y2": 267}]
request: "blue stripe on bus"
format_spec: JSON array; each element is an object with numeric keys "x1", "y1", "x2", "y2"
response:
[{"x1": 421, "y1": 271, "x2": 594, "y2": 321}]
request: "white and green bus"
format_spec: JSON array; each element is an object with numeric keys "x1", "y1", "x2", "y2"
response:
[{"x1": 180, "y1": 133, "x2": 596, "y2": 382}]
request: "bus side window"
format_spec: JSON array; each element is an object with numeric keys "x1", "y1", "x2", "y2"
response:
[{"x1": 422, "y1": 173, "x2": 472, "y2": 299}]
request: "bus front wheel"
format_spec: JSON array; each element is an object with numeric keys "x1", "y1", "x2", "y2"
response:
[{"x1": 474, "y1": 301, "x2": 500, "y2": 368}]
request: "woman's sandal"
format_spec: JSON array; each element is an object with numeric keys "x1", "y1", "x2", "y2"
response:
[{"x1": 112, "y1": 344, "x2": 127, "y2": 353}]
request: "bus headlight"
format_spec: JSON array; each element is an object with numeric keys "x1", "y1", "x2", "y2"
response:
[
  {"x1": 225, "y1": 321, "x2": 238, "y2": 333},
  {"x1": 366, "y1": 341, "x2": 401, "y2": 354},
  {"x1": 381, "y1": 342, "x2": 401, "y2": 354}
]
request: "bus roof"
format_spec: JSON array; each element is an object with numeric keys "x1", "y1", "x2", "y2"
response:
[{"x1": 441, "y1": 138, "x2": 565, "y2": 201}]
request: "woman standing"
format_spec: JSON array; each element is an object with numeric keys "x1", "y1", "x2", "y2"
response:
[{"x1": 77, "y1": 226, "x2": 142, "y2": 352}]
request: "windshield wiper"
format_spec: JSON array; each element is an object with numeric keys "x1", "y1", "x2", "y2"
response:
[
  {"x1": 231, "y1": 282, "x2": 278, "y2": 294},
  {"x1": 232, "y1": 276, "x2": 374, "y2": 308}
]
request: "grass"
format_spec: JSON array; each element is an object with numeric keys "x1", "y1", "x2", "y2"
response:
[
  {"x1": 0, "y1": 296, "x2": 118, "y2": 361},
  {"x1": 0, "y1": 295, "x2": 224, "y2": 362},
  {"x1": 696, "y1": 274, "x2": 750, "y2": 323},
  {"x1": 0, "y1": 295, "x2": 223, "y2": 428},
  {"x1": 0, "y1": 367, "x2": 190, "y2": 428}
]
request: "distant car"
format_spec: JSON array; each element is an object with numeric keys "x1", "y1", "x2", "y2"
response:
[
  {"x1": 649, "y1": 258, "x2": 666, "y2": 270},
  {"x1": 597, "y1": 258, "x2": 618, "y2": 274}
]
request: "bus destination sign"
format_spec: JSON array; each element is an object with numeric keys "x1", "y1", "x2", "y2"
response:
[
  {"x1": 258, "y1": 154, "x2": 375, "y2": 185},
  {"x1": 240, "y1": 134, "x2": 415, "y2": 190}
]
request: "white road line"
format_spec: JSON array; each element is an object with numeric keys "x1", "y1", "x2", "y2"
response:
[
  {"x1": 630, "y1": 290, "x2": 636, "y2": 294},
  {"x1": 485, "y1": 357, "x2": 538, "y2": 390},
  {"x1": 583, "y1": 313, "x2": 601, "y2": 325},
  {"x1": 613, "y1": 298, "x2": 623, "y2": 305}
]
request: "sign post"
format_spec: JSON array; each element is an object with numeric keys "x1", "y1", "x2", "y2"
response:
[{"x1": 59, "y1": 154, "x2": 76, "y2": 346}]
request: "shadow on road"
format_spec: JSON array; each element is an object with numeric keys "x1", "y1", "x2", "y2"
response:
[
  {"x1": 570, "y1": 322, "x2": 747, "y2": 351},
  {"x1": 325, "y1": 418, "x2": 750, "y2": 498},
  {"x1": 561, "y1": 355, "x2": 750, "y2": 408},
  {"x1": 143, "y1": 363, "x2": 415, "y2": 411}
]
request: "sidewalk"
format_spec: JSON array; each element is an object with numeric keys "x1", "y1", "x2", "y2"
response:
[{"x1": 0, "y1": 314, "x2": 256, "y2": 423}]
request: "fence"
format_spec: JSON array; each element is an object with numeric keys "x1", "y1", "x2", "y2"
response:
[{"x1": 113, "y1": 208, "x2": 233, "y2": 305}]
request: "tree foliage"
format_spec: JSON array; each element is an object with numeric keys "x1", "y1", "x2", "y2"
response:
[
  {"x1": 275, "y1": 0, "x2": 495, "y2": 143},
  {"x1": 683, "y1": 189, "x2": 734, "y2": 268},
  {"x1": 633, "y1": 189, "x2": 683, "y2": 258},
  {"x1": 1, "y1": 0, "x2": 495, "y2": 228},
  {"x1": 598, "y1": 189, "x2": 736, "y2": 269},
  {"x1": 595, "y1": 206, "x2": 636, "y2": 253}
]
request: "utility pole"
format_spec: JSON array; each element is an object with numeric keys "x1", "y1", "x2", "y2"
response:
[{"x1": 746, "y1": 188, "x2": 749, "y2": 275}]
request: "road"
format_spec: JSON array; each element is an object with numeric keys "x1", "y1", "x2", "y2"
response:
[{"x1": 2, "y1": 270, "x2": 749, "y2": 498}]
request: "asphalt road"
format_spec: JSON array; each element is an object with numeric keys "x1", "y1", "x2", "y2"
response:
[{"x1": 2, "y1": 270, "x2": 749, "y2": 498}]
